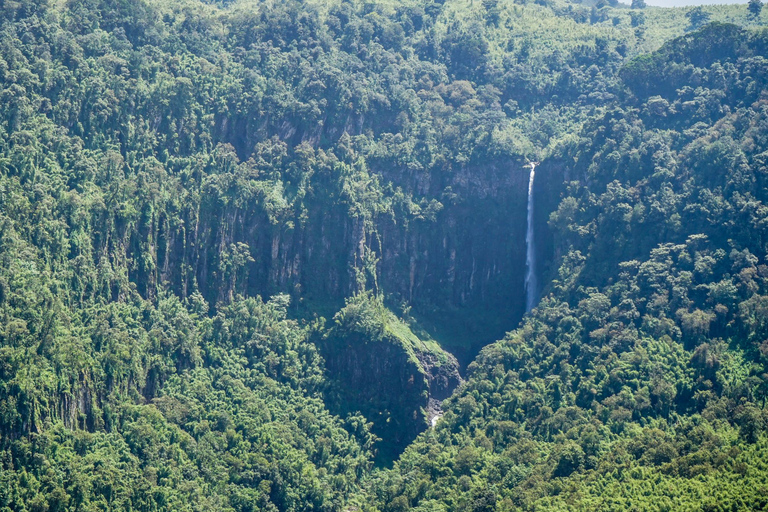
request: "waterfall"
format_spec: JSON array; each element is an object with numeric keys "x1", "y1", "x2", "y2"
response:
[{"x1": 525, "y1": 163, "x2": 538, "y2": 313}]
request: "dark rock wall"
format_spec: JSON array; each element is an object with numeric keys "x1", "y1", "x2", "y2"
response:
[
  {"x1": 320, "y1": 325, "x2": 462, "y2": 464},
  {"x1": 128, "y1": 155, "x2": 537, "y2": 328}
]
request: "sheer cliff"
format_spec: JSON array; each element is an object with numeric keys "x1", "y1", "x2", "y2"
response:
[{"x1": 1, "y1": 0, "x2": 767, "y2": 510}]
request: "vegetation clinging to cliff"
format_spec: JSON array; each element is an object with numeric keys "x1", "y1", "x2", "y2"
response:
[
  {"x1": 1, "y1": 0, "x2": 768, "y2": 510},
  {"x1": 362, "y1": 22, "x2": 768, "y2": 512}
]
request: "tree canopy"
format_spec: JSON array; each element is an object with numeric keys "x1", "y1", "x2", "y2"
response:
[{"x1": 0, "y1": 0, "x2": 767, "y2": 510}]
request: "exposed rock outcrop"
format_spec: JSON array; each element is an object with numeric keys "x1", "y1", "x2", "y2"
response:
[{"x1": 320, "y1": 294, "x2": 462, "y2": 464}]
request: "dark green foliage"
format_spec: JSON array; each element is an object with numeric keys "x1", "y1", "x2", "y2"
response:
[
  {"x1": 0, "y1": 0, "x2": 767, "y2": 510},
  {"x1": 361, "y1": 22, "x2": 768, "y2": 512},
  {"x1": 687, "y1": 7, "x2": 712, "y2": 31},
  {"x1": 620, "y1": 22, "x2": 750, "y2": 99}
]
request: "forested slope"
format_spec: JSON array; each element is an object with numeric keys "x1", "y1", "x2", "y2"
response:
[
  {"x1": 0, "y1": 0, "x2": 767, "y2": 510},
  {"x1": 363, "y1": 22, "x2": 768, "y2": 512}
]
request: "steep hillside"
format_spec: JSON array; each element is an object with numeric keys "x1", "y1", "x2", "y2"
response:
[
  {"x1": 321, "y1": 293, "x2": 461, "y2": 465},
  {"x1": 0, "y1": 0, "x2": 767, "y2": 510},
  {"x1": 361, "y1": 22, "x2": 768, "y2": 511}
]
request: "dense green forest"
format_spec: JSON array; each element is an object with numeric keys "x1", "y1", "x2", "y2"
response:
[{"x1": 0, "y1": 0, "x2": 767, "y2": 510}]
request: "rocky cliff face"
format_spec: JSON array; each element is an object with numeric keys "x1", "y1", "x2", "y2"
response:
[
  {"x1": 123, "y1": 153, "x2": 532, "y2": 331},
  {"x1": 48, "y1": 151, "x2": 564, "y2": 462},
  {"x1": 113, "y1": 148, "x2": 565, "y2": 461},
  {"x1": 111, "y1": 148, "x2": 560, "y2": 378},
  {"x1": 319, "y1": 295, "x2": 462, "y2": 464},
  {"x1": 531, "y1": 158, "x2": 570, "y2": 292},
  {"x1": 376, "y1": 157, "x2": 531, "y2": 319}
]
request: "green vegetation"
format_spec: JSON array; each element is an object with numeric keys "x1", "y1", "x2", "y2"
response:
[
  {"x1": 362, "y1": 21, "x2": 768, "y2": 511},
  {"x1": 321, "y1": 293, "x2": 460, "y2": 465},
  {"x1": 0, "y1": 0, "x2": 767, "y2": 510}
]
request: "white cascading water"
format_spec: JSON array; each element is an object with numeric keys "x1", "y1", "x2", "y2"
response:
[{"x1": 525, "y1": 163, "x2": 537, "y2": 313}]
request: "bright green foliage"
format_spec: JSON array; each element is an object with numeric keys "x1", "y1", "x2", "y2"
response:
[
  {"x1": 0, "y1": 279, "x2": 373, "y2": 510},
  {"x1": 0, "y1": 0, "x2": 767, "y2": 510},
  {"x1": 362, "y1": 23, "x2": 768, "y2": 512}
]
